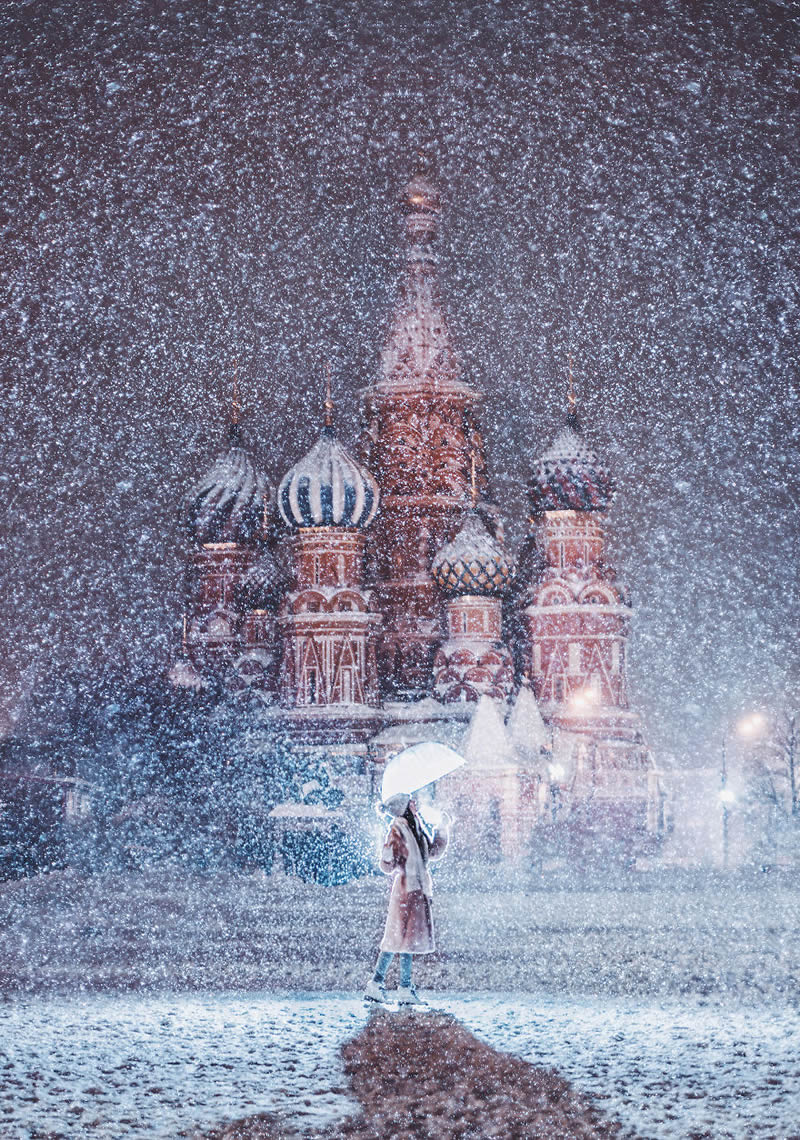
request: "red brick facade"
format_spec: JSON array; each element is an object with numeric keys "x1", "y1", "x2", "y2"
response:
[{"x1": 171, "y1": 172, "x2": 663, "y2": 861}]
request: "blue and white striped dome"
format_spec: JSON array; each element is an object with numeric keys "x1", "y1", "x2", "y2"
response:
[
  {"x1": 278, "y1": 427, "x2": 380, "y2": 529},
  {"x1": 184, "y1": 438, "x2": 270, "y2": 545}
]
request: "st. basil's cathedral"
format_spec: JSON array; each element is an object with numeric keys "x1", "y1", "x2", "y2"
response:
[{"x1": 170, "y1": 172, "x2": 667, "y2": 864}]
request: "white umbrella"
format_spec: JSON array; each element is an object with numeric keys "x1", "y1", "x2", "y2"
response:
[{"x1": 380, "y1": 741, "x2": 466, "y2": 804}]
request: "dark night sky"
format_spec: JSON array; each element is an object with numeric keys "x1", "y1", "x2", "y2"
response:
[{"x1": 1, "y1": 0, "x2": 798, "y2": 762}]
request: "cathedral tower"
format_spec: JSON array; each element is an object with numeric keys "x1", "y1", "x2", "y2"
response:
[
  {"x1": 178, "y1": 399, "x2": 276, "y2": 686},
  {"x1": 431, "y1": 497, "x2": 516, "y2": 704},
  {"x1": 519, "y1": 386, "x2": 654, "y2": 836},
  {"x1": 361, "y1": 171, "x2": 490, "y2": 698},
  {"x1": 277, "y1": 394, "x2": 382, "y2": 711}
]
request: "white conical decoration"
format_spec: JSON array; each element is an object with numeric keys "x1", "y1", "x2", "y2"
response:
[
  {"x1": 461, "y1": 695, "x2": 516, "y2": 770},
  {"x1": 507, "y1": 684, "x2": 550, "y2": 761}
]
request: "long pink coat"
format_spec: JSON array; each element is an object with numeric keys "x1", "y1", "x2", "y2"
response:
[{"x1": 379, "y1": 818, "x2": 449, "y2": 954}]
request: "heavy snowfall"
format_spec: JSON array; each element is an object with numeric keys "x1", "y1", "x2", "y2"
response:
[{"x1": 1, "y1": 1, "x2": 799, "y2": 1138}]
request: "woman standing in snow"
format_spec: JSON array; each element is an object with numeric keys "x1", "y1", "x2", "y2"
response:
[{"x1": 364, "y1": 792, "x2": 451, "y2": 1006}]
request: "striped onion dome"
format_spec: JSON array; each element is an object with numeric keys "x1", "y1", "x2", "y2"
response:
[
  {"x1": 529, "y1": 413, "x2": 614, "y2": 514},
  {"x1": 235, "y1": 548, "x2": 287, "y2": 610},
  {"x1": 431, "y1": 511, "x2": 514, "y2": 596},
  {"x1": 184, "y1": 425, "x2": 270, "y2": 545},
  {"x1": 278, "y1": 426, "x2": 379, "y2": 529}
]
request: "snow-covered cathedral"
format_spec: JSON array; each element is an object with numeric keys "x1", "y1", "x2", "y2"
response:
[{"x1": 170, "y1": 172, "x2": 666, "y2": 864}]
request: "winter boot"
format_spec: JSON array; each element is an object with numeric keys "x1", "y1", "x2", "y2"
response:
[
  {"x1": 363, "y1": 978, "x2": 388, "y2": 1004},
  {"x1": 396, "y1": 984, "x2": 427, "y2": 1007}
]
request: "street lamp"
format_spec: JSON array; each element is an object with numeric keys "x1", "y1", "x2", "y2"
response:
[
  {"x1": 737, "y1": 712, "x2": 767, "y2": 740},
  {"x1": 719, "y1": 712, "x2": 770, "y2": 868},
  {"x1": 719, "y1": 784, "x2": 736, "y2": 869},
  {"x1": 737, "y1": 709, "x2": 798, "y2": 820}
]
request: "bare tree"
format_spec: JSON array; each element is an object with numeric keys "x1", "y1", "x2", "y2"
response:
[{"x1": 742, "y1": 709, "x2": 798, "y2": 867}]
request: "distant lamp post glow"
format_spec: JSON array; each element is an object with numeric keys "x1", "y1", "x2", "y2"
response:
[
  {"x1": 548, "y1": 762, "x2": 565, "y2": 822},
  {"x1": 734, "y1": 706, "x2": 798, "y2": 832},
  {"x1": 718, "y1": 713, "x2": 760, "y2": 870},
  {"x1": 737, "y1": 712, "x2": 767, "y2": 740}
]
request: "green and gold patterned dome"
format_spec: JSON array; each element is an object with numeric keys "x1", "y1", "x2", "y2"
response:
[{"x1": 431, "y1": 512, "x2": 514, "y2": 596}]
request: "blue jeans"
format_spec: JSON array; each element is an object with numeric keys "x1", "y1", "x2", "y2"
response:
[{"x1": 373, "y1": 950, "x2": 412, "y2": 987}]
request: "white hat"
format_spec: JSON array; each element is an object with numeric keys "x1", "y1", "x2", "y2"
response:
[{"x1": 382, "y1": 793, "x2": 410, "y2": 817}]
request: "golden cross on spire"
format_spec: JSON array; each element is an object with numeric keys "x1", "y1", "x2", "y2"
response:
[
  {"x1": 470, "y1": 451, "x2": 478, "y2": 507},
  {"x1": 567, "y1": 352, "x2": 577, "y2": 415},
  {"x1": 324, "y1": 360, "x2": 334, "y2": 429}
]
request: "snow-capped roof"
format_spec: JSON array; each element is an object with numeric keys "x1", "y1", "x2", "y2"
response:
[
  {"x1": 278, "y1": 427, "x2": 379, "y2": 529},
  {"x1": 371, "y1": 718, "x2": 466, "y2": 751},
  {"x1": 530, "y1": 416, "x2": 614, "y2": 514},
  {"x1": 432, "y1": 511, "x2": 514, "y2": 595},
  {"x1": 167, "y1": 657, "x2": 208, "y2": 690},
  {"x1": 184, "y1": 438, "x2": 270, "y2": 545},
  {"x1": 381, "y1": 697, "x2": 456, "y2": 722}
]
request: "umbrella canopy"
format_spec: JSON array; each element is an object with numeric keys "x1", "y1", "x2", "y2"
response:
[{"x1": 380, "y1": 741, "x2": 466, "y2": 804}]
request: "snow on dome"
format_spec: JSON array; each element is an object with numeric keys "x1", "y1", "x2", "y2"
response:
[
  {"x1": 278, "y1": 427, "x2": 379, "y2": 529},
  {"x1": 529, "y1": 416, "x2": 614, "y2": 514},
  {"x1": 184, "y1": 438, "x2": 270, "y2": 545},
  {"x1": 431, "y1": 511, "x2": 514, "y2": 595}
]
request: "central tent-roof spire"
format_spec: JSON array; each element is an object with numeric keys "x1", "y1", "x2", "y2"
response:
[
  {"x1": 323, "y1": 360, "x2": 334, "y2": 432},
  {"x1": 566, "y1": 351, "x2": 580, "y2": 432},
  {"x1": 379, "y1": 160, "x2": 471, "y2": 393}
]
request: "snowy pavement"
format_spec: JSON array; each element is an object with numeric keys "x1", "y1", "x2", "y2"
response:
[{"x1": 1, "y1": 992, "x2": 798, "y2": 1139}]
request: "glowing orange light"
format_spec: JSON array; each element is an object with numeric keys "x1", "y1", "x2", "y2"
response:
[{"x1": 568, "y1": 686, "x2": 600, "y2": 713}]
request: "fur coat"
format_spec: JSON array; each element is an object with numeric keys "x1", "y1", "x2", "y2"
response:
[{"x1": 379, "y1": 816, "x2": 449, "y2": 955}]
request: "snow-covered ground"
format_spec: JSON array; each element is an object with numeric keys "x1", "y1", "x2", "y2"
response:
[
  {"x1": 451, "y1": 994, "x2": 800, "y2": 1140},
  {"x1": 0, "y1": 994, "x2": 361, "y2": 1139},
  {"x1": 2, "y1": 870, "x2": 798, "y2": 1002},
  {"x1": 1, "y1": 992, "x2": 798, "y2": 1140}
]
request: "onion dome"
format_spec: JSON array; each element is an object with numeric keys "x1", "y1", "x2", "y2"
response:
[
  {"x1": 184, "y1": 422, "x2": 270, "y2": 545},
  {"x1": 432, "y1": 511, "x2": 514, "y2": 595},
  {"x1": 278, "y1": 426, "x2": 379, "y2": 529},
  {"x1": 235, "y1": 548, "x2": 286, "y2": 610},
  {"x1": 529, "y1": 411, "x2": 614, "y2": 514}
]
